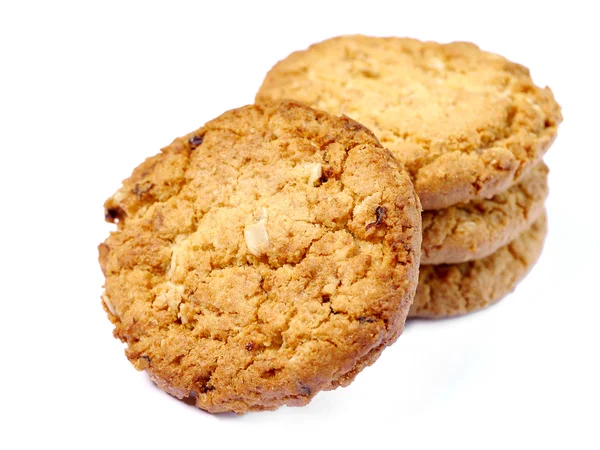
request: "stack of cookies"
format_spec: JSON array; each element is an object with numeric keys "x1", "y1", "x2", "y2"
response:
[
  {"x1": 99, "y1": 36, "x2": 561, "y2": 413},
  {"x1": 256, "y1": 36, "x2": 561, "y2": 318}
]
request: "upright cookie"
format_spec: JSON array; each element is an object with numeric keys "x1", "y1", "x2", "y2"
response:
[
  {"x1": 257, "y1": 35, "x2": 562, "y2": 210},
  {"x1": 410, "y1": 214, "x2": 547, "y2": 318},
  {"x1": 99, "y1": 101, "x2": 422, "y2": 413},
  {"x1": 422, "y1": 162, "x2": 548, "y2": 264}
]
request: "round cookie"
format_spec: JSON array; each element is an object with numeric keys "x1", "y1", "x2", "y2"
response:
[
  {"x1": 98, "y1": 100, "x2": 422, "y2": 413},
  {"x1": 410, "y1": 214, "x2": 547, "y2": 318},
  {"x1": 256, "y1": 35, "x2": 562, "y2": 210},
  {"x1": 422, "y1": 162, "x2": 548, "y2": 264}
]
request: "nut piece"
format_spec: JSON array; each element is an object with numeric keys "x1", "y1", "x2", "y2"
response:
[
  {"x1": 244, "y1": 209, "x2": 270, "y2": 256},
  {"x1": 155, "y1": 282, "x2": 185, "y2": 311},
  {"x1": 306, "y1": 163, "x2": 322, "y2": 186},
  {"x1": 429, "y1": 57, "x2": 445, "y2": 71},
  {"x1": 179, "y1": 303, "x2": 193, "y2": 324},
  {"x1": 110, "y1": 188, "x2": 127, "y2": 204},
  {"x1": 102, "y1": 293, "x2": 117, "y2": 316},
  {"x1": 457, "y1": 221, "x2": 478, "y2": 234},
  {"x1": 294, "y1": 163, "x2": 322, "y2": 186},
  {"x1": 166, "y1": 245, "x2": 180, "y2": 278}
]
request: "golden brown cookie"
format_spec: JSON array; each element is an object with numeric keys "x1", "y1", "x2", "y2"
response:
[
  {"x1": 422, "y1": 162, "x2": 548, "y2": 264},
  {"x1": 410, "y1": 213, "x2": 547, "y2": 318},
  {"x1": 99, "y1": 100, "x2": 422, "y2": 413},
  {"x1": 256, "y1": 35, "x2": 562, "y2": 210}
]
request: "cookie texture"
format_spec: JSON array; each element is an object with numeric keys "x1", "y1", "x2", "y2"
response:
[
  {"x1": 99, "y1": 101, "x2": 422, "y2": 413},
  {"x1": 422, "y1": 162, "x2": 548, "y2": 264},
  {"x1": 410, "y1": 214, "x2": 547, "y2": 318},
  {"x1": 257, "y1": 35, "x2": 562, "y2": 210}
]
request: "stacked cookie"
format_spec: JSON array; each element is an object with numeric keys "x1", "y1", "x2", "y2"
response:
[
  {"x1": 99, "y1": 36, "x2": 561, "y2": 413},
  {"x1": 256, "y1": 36, "x2": 561, "y2": 318}
]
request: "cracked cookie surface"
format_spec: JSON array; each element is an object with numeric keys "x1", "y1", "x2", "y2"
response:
[
  {"x1": 256, "y1": 35, "x2": 562, "y2": 210},
  {"x1": 98, "y1": 100, "x2": 422, "y2": 413},
  {"x1": 422, "y1": 162, "x2": 548, "y2": 264},
  {"x1": 410, "y1": 213, "x2": 546, "y2": 318}
]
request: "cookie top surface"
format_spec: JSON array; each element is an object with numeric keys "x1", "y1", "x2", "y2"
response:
[
  {"x1": 98, "y1": 100, "x2": 422, "y2": 413},
  {"x1": 411, "y1": 213, "x2": 547, "y2": 318},
  {"x1": 422, "y1": 162, "x2": 548, "y2": 264},
  {"x1": 256, "y1": 35, "x2": 562, "y2": 210}
]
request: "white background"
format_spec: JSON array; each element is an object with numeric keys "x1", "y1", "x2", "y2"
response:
[{"x1": 1, "y1": 1, "x2": 598, "y2": 448}]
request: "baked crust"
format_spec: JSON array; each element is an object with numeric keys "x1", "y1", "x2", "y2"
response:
[
  {"x1": 422, "y1": 163, "x2": 548, "y2": 264},
  {"x1": 410, "y1": 214, "x2": 546, "y2": 318},
  {"x1": 257, "y1": 35, "x2": 562, "y2": 210},
  {"x1": 99, "y1": 100, "x2": 422, "y2": 413}
]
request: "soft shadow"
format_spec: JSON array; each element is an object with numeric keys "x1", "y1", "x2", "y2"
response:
[
  {"x1": 143, "y1": 374, "x2": 240, "y2": 419},
  {"x1": 404, "y1": 298, "x2": 505, "y2": 331}
]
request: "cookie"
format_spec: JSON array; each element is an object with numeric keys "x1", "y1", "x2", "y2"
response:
[
  {"x1": 98, "y1": 100, "x2": 422, "y2": 413},
  {"x1": 256, "y1": 35, "x2": 562, "y2": 210},
  {"x1": 410, "y1": 213, "x2": 547, "y2": 318},
  {"x1": 422, "y1": 162, "x2": 548, "y2": 264}
]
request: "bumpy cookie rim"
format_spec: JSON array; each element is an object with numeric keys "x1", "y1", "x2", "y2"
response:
[
  {"x1": 421, "y1": 162, "x2": 548, "y2": 264},
  {"x1": 410, "y1": 213, "x2": 547, "y2": 318}
]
